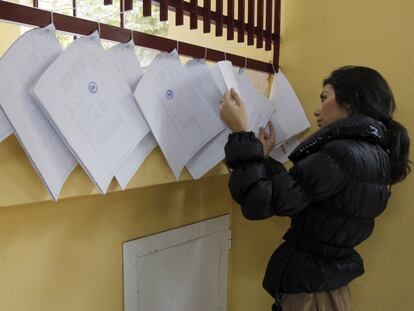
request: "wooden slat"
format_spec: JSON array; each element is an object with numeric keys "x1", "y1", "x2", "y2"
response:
[
  {"x1": 256, "y1": 0, "x2": 263, "y2": 48},
  {"x1": 176, "y1": 0, "x2": 184, "y2": 25},
  {"x1": 73, "y1": 0, "x2": 77, "y2": 40},
  {"x1": 265, "y1": 0, "x2": 272, "y2": 50},
  {"x1": 152, "y1": 0, "x2": 275, "y2": 42},
  {"x1": 215, "y1": 0, "x2": 223, "y2": 36},
  {"x1": 120, "y1": 0, "x2": 125, "y2": 28},
  {"x1": 72, "y1": 0, "x2": 77, "y2": 16},
  {"x1": 273, "y1": 0, "x2": 281, "y2": 70},
  {"x1": 190, "y1": 0, "x2": 197, "y2": 29},
  {"x1": 227, "y1": 0, "x2": 234, "y2": 40},
  {"x1": 203, "y1": 0, "x2": 211, "y2": 33},
  {"x1": 247, "y1": 0, "x2": 254, "y2": 45},
  {"x1": 33, "y1": 0, "x2": 38, "y2": 7},
  {"x1": 0, "y1": 0, "x2": 274, "y2": 72},
  {"x1": 237, "y1": 0, "x2": 244, "y2": 42},
  {"x1": 104, "y1": 0, "x2": 112, "y2": 5},
  {"x1": 160, "y1": 0, "x2": 168, "y2": 21},
  {"x1": 143, "y1": 0, "x2": 151, "y2": 17}
]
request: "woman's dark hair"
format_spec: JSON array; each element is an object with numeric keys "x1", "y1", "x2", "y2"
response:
[{"x1": 323, "y1": 66, "x2": 410, "y2": 184}]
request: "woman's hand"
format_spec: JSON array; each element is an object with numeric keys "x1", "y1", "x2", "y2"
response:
[
  {"x1": 219, "y1": 88, "x2": 249, "y2": 132},
  {"x1": 259, "y1": 122, "x2": 276, "y2": 158}
]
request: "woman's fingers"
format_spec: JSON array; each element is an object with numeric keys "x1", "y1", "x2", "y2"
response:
[
  {"x1": 259, "y1": 127, "x2": 265, "y2": 142},
  {"x1": 267, "y1": 121, "x2": 275, "y2": 138},
  {"x1": 230, "y1": 88, "x2": 242, "y2": 105},
  {"x1": 219, "y1": 89, "x2": 249, "y2": 132}
]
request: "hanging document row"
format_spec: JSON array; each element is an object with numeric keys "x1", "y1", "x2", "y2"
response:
[{"x1": 0, "y1": 24, "x2": 310, "y2": 200}]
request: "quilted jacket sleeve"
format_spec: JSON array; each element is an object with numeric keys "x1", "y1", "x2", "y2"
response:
[
  {"x1": 262, "y1": 156, "x2": 287, "y2": 177},
  {"x1": 225, "y1": 132, "x2": 346, "y2": 219}
]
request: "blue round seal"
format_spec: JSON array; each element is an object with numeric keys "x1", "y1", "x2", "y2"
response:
[
  {"x1": 166, "y1": 89, "x2": 174, "y2": 100},
  {"x1": 89, "y1": 81, "x2": 98, "y2": 94}
]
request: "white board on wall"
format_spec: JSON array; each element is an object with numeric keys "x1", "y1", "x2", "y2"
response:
[{"x1": 123, "y1": 215, "x2": 230, "y2": 311}]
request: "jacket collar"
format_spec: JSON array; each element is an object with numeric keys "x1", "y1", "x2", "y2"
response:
[{"x1": 289, "y1": 115, "x2": 388, "y2": 163}]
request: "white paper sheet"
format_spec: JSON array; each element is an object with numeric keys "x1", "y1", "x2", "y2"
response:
[
  {"x1": 269, "y1": 70, "x2": 310, "y2": 140},
  {"x1": 269, "y1": 136, "x2": 300, "y2": 163},
  {"x1": 114, "y1": 132, "x2": 157, "y2": 189},
  {"x1": 0, "y1": 110, "x2": 12, "y2": 142},
  {"x1": 210, "y1": 60, "x2": 240, "y2": 95},
  {"x1": 107, "y1": 41, "x2": 157, "y2": 189},
  {"x1": 184, "y1": 59, "x2": 228, "y2": 179},
  {"x1": 107, "y1": 40, "x2": 144, "y2": 90},
  {"x1": 237, "y1": 69, "x2": 276, "y2": 135},
  {"x1": 186, "y1": 66, "x2": 275, "y2": 179},
  {"x1": 134, "y1": 51, "x2": 225, "y2": 179},
  {"x1": 186, "y1": 130, "x2": 228, "y2": 179},
  {"x1": 0, "y1": 24, "x2": 77, "y2": 200},
  {"x1": 33, "y1": 31, "x2": 149, "y2": 193},
  {"x1": 268, "y1": 109, "x2": 289, "y2": 144}
]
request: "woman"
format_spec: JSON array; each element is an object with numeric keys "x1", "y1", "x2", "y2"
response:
[{"x1": 219, "y1": 66, "x2": 410, "y2": 311}]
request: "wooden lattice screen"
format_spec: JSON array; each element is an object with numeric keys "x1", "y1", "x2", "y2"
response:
[{"x1": 0, "y1": 0, "x2": 281, "y2": 73}]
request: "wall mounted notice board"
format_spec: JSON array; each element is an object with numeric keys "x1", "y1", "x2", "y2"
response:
[{"x1": 123, "y1": 215, "x2": 230, "y2": 311}]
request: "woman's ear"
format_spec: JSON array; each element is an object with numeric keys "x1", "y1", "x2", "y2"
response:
[{"x1": 343, "y1": 103, "x2": 353, "y2": 116}]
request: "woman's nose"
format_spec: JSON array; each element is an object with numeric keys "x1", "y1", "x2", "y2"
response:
[{"x1": 314, "y1": 109, "x2": 321, "y2": 117}]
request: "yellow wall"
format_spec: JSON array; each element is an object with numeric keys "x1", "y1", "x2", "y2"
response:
[
  {"x1": 0, "y1": 176, "x2": 231, "y2": 310},
  {"x1": 281, "y1": 1, "x2": 414, "y2": 310},
  {"x1": 1, "y1": 0, "x2": 414, "y2": 310},
  {"x1": 0, "y1": 17, "x2": 233, "y2": 311}
]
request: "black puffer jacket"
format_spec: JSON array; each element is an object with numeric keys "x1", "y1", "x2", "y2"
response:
[{"x1": 224, "y1": 115, "x2": 391, "y2": 296}]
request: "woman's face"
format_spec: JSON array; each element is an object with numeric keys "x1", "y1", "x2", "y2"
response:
[{"x1": 314, "y1": 84, "x2": 350, "y2": 128}]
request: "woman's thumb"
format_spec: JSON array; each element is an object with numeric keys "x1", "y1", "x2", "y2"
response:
[
  {"x1": 259, "y1": 127, "x2": 265, "y2": 141},
  {"x1": 230, "y1": 88, "x2": 241, "y2": 105}
]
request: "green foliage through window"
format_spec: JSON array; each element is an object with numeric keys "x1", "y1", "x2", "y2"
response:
[{"x1": 20, "y1": 0, "x2": 168, "y2": 66}]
